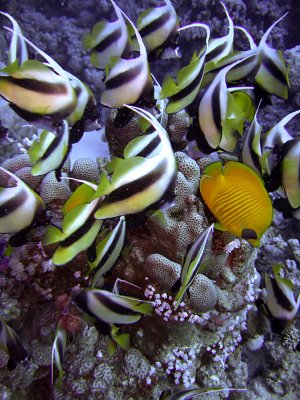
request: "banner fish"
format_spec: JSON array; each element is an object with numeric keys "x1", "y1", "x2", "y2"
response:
[
  {"x1": 159, "y1": 23, "x2": 210, "y2": 114},
  {"x1": 0, "y1": 167, "x2": 45, "y2": 234},
  {"x1": 200, "y1": 161, "x2": 273, "y2": 246},
  {"x1": 74, "y1": 288, "x2": 153, "y2": 325},
  {"x1": 51, "y1": 321, "x2": 67, "y2": 393},
  {"x1": 205, "y1": 2, "x2": 234, "y2": 65},
  {"x1": 93, "y1": 106, "x2": 177, "y2": 220},
  {"x1": 174, "y1": 224, "x2": 214, "y2": 309},
  {"x1": 160, "y1": 387, "x2": 247, "y2": 400},
  {"x1": 264, "y1": 264, "x2": 300, "y2": 329},
  {"x1": 137, "y1": 0, "x2": 178, "y2": 52},
  {"x1": 43, "y1": 182, "x2": 103, "y2": 265},
  {"x1": 0, "y1": 15, "x2": 98, "y2": 135},
  {"x1": 83, "y1": 0, "x2": 129, "y2": 69},
  {"x1": 89, "y1": 216, "x2": 126, "y2": 287},
  {"x1": 0, "y1": 316, "x2": 28, "y2": 370},
  {"x1": 255, "y1": 13, "x2": 289, "y2": 99},
  {"x1": 260, "y1": 111, "x2": 300, "y2": 210},
  {"x1": 29, "y1": 121, "x2": 70, "y2": 177},
  {"x1": 198, "y1": 56, "x2": 254, "y2": 152},
  {"x1": 101, "y1": 2, "x2": 152, "y2": 108}
]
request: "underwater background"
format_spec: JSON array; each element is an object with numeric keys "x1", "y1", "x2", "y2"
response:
[{"x1": 0, "y1": 0, "x2": 300, "y2": 399}]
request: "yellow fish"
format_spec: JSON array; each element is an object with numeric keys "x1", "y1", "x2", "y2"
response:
[{"x1": 200, "y1": 161, "x2": 273, "y2": 246}]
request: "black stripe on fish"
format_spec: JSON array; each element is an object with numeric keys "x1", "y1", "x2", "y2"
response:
[
  {"x1": 105, "y1": 158, "x2": 168, "y2": 203},
  {"x1": 95, "y1": 220, "x2": 124, "y2": 274},
  {"x1": 169, "y1": 57, "x2": 205, "y2": 103},
  {"x1": 211, "y1": 81, "x2": 222, "y2": 132},
  {"x1": 94, "y1": 26, "x2": 123, "y2": 53},
  {"x1": 105, "y1": 63, "x2": 144, "y2": 90},
  {"x1": 59, "y1": 216, "x2": 96, "y2": 248},
  {"x1": 139, "y1": 10, "x2": 171, "y2": 38},
  {"x1": 0, "y1": 189, "x2": 28, "y2": 218},
  {"x1": 40, "y1": 124, "x2": 68, "y2": 162},
  {"x1": 4, "y1": 76, "x2": 69, "y2": 95},
  {"x1": 205, "y1": 41, "x2": 228, "y2": 63},
  {"x1": 136, "y1": 134, "x2": 161, "y2": 158},
  {"x1": 93, "y1": 291, "x2": 138, "y2": 316},
  {"x1": 9, "y1": 101, "x2": 74, "y2": 123},
  {"x1": 269, "y1": 276, "x2": 294, "y2": 311},
  {"x1": 56, "y1": 336, "x2": 64, "y2": 359},
  {"x1": 261, "y1": 53, "x2": 287, "y2": 85},
  {"x1": 241, "y1": 228, "x2": 258, "y2": 240}
]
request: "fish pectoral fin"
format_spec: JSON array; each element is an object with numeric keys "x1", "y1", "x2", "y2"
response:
[
  {"x1": 241, "y1": 228, "x2": 260, "y2": 246},
  {"x1": 241, "y1": 228, "x2": 257, "y2": 240}
]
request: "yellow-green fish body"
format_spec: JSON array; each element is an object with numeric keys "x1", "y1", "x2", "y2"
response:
[{"x1": 200, "y1": 161, "x2": 273, "y2": 246}]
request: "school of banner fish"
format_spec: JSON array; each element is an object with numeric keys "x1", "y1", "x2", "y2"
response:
[{"x1": 0, "y1": 0, "x2": 299, "y2": 396}]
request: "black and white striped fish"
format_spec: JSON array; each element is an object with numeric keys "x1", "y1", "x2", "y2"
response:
[
  {"x1": 83, "y1": 0, "x2": 129, "y2": 69},
  {"x1": 204, "y1": 25, "x2": 258, "y2": 85},
  {"x1": 0, "y1": 316, "x2": 28, "y2": 370},
  {"x1": 137, "y1": 0, "x2": 178, "y2": 53},
  {"x1": 101, "y1": 3, "x2": 152, "y2": 108},
  {"x1": 43, "y1": 182, "x2": 103, "y2": 266},
  {"x1": 89, "y1": 216, "x2": 126, "y2": 287},
  {"x1": 260, "y1": 111, "x2": 300, "y2": 209},
  {"x1": 74, "y1": 288, "x2": 153, "y2": 325},
  {"x1": 264, "y1": 264, "x2": 300, "y2": 329},
  {"x1": 51, "y1": 321, "x2": 67, "y2": 393},
  {"x1": 255, "y1": 13, "x2": 289, "y2": 99},
  {"x1": 159, "y1": 23, "x2": 210, "y2": 114},
  {"x1": 160, "y1": 386, "x2": 247, "y2": 400},
  {"x1": 205, "y1": 2, "x2": 234, "y2": 65},
  {"x1": 1, "y1": 16, "x2": 99, "y2": 135},
  {"x1": 198, "y1": 55, "x2": 254, "y2": 152},
  {"x1": 241, "y1": 101, "x2": 262, "y2": 174},
  {"x1": 92, "y1": 106, "x2": 177, "y2": 220},
  {"x1": 0, "y1": 167, "x2": 45, "y2": 234},
  {"x1": 29, "y1": 121, "x2": 70, "y2": 177},
  {"x1": 174, "y1": 224, "x2": 214, "y2": 309}
]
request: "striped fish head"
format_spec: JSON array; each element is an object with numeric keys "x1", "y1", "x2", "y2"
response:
[
  {"x1": 255, "y1": 13, "x2": 289, "y2": 99},
  {"x1": 0, "y1": 60, "x2": 77, "y2": 119},
  {"x1": 83, "y1": 0, "x2": 130, "y2": 70},
  {"x1": 264, "y1": 264, "x2": 300, "y2": 328},
  {"x1": 137, "y1": 0, "x2": 179, "y2": 52},
  {"x1": 200, "y1": 161, "x2": 273, "y2": 246}
]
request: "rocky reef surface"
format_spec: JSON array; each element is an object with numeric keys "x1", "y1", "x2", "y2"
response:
[{"x1": 0, "y1": 1, "x2": 300, "y2": 399}]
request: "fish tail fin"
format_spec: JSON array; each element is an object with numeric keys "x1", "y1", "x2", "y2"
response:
[{"x1": 174, "y1": 285, "x2": 185, "y2": 310}]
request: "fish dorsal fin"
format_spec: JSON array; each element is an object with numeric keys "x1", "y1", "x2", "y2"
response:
[{"x1": 0, "y1": 12, "x2": 28, "y2": 64}]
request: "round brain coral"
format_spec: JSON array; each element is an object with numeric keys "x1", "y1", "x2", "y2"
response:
[
  {"x1": 1, "y1": 153, "x2": 32, "y2": 173},
  {"x1": 188, "y1": 274, "x2": 217, "y2": 313},
  {"x1": 71, "y1": 157, "x2": 100, "y2": 183},
  {"x1": 39, "y1": 172, "x2": 71, "y2": 206},
  {"x1": 145, "y1": 253, "x2": 181, "y2": 292}
]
